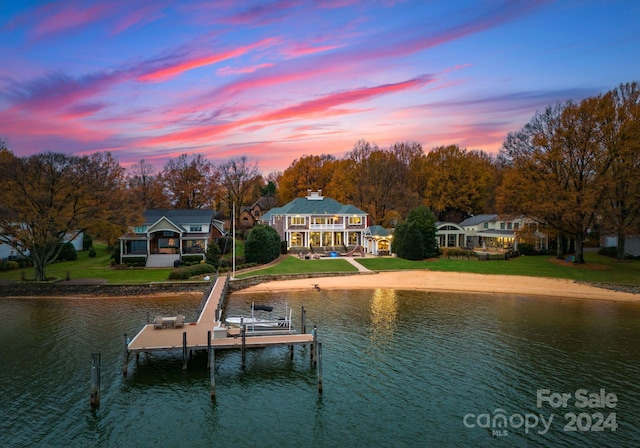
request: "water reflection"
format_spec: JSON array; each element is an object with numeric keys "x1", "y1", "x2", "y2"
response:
[{"x1": 368, "y1": 288, "x2": 398, "y2": 347}]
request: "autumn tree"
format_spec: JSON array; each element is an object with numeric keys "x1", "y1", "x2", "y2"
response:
[
  {"x1": 162, "y1": 153, "x2": 218, "y2": 209},
  {"x1": 330, "y1": 140, "x2": 415, "y2": 225},
  {"x1": 277, "y1": 154, "x2": 336, "y2": 203},
  {"x1": 0, "y1": 151, "x2": 131, "y2": 280},
  {"x1": 127, "y1": 159, "x2": 169, "y2": 211},
  {"x1": 599, "y1": 82, "x2": 640, "y2": 260},
  {"x1": 421, "y1": 145, "x2": 498, "y2": 222},
  {"x1": 499, "y1": 96, "x2": 613, "y2": 263}
]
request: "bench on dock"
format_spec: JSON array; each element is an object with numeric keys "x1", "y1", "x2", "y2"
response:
[{"x1": 154, "y1": 314, "x2": 184, "y2": 329}]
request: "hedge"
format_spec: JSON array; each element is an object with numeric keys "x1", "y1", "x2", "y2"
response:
[{"x1": 168, "y1": 263, "x2": 216, "y2": 280}]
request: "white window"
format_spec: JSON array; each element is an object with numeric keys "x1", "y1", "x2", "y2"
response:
[
  {"x1": 291, "y1": 217, "x2": 305, "y2": 225},
  {"x1": 348, "y1": 216, "x2": 362, "y2": 225}
]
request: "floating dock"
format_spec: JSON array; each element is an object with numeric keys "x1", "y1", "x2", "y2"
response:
[{"x1": 123, "y1": 274, "x2": 322, "y2": 394}]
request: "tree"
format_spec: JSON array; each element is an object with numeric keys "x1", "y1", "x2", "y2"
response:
[
  {"x1": 0, "y1": 151, "x2": 131, "y2": 280},
  {"x1": 422, "y1": 145, "x2": 498, "y2": 222},
  {"x1": 162, "y1": 153, "x2": 217, "y2": 209},
  {"x1": 600, "y1": 82, "x2": 640, "y2": 260},
  {"x1": 499, "y1": 97, "x2": 613, "y2": 263},
  {"x1": 127, "y1": 159, "x2": 169, "y2": 211},
  {"x1": 244, "y1": 225, "x2": 281, "y2": 264},
  {"x1": 277, "y1": 154, "x2": 336, "y2": 203},
  {"x1": 205, "y1": 239, "x2": 221, "y2": 269},
  {"x1": 330, "y1": 140, "x2": 416, "y2": 225},
  {"x1": 218, "y1": 156, "x2": 260, "y2": 222},
  {"x1": 391, "y1": 206, "x2": 437, "y2": 260}
]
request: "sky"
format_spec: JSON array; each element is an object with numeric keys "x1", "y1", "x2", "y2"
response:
[{"x1": 1, "y1": 1, "x2": 639, "y2": 175}]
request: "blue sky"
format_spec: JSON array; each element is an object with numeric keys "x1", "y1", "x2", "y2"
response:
[{"x1": 1, "y1": 0, "x2": 639, "y2": 174}]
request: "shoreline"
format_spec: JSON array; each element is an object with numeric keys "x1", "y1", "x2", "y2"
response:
[
  {"x1": 234, "y1": 271, "x2": 640, "y2": 303},
  {"x1": 1, "y1": 271, "x2": 638, "y2": 303}
]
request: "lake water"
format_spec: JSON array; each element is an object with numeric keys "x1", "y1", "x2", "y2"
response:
[{"x1": 1, "y1": 289, "x2": 639, "y2": 448}]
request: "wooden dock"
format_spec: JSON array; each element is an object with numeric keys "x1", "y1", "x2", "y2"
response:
[{"x1": 124, "y1": 273, "x2": 317, "y2": 372}]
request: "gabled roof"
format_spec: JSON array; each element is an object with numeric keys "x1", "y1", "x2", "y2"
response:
[
  {"x1": 458, "y1": 214, "x2": 498, "y2": 227},
  {"x1": 262, "y1": 197, "x2": 366, "y2": 219},
  {"x1": 143, "y1": 209, "x2": 214, "y2": 226},
  {"x1": 364, "y1": 225, "x2": 393, "y2": 237}
]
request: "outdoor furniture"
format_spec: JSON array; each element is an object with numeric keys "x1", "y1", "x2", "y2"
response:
[{"x1": 153, "y1": 315, "x2": 185, "y2": 329}]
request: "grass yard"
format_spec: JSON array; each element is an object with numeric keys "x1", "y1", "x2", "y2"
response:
[
  {"x1": 235, "y1": 256, "x2": 358, "y2": 278},
  {"x1": 356, "y1": 252, "x2": 640, "y2": 285},
  {"x1": 1, "y1": 242, "x2": 638, "y2": 287}
]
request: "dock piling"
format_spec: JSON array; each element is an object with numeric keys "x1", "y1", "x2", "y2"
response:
[
  {"x1": 210, "y1": 347, "x2": 216, "y2": 399},
  {"x1": 122, "y1": 333, "x2": 129, "y2": 376},
  {"x1": 311, "y1": 325, "x2": 318, "y2": 365},
  {"x1": 207, "y1": 330, "x2": 212, "y2": 368},
  {"x1": 317, "y1": 342, "x2": 323, "y2": 394},
  {"x1": 241, "y1": 325, "x2": 246, "y2": 369},
  {"x1": 301, "y1": 307, "x2": 306, "y2": 334},
  {"x1": 90, "y1": 352, "x2": 101, "y2": 408},
  {"x1": 182, "y1": 332, "x2": 188, "y2": 370}
]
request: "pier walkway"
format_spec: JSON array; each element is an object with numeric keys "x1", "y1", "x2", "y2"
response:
[{"x1": 126, "y1": 273, "x2": 314, "y2": 356}]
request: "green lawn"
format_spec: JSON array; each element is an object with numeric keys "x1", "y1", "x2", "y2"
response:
[
  {"x1": 0, "y1": 242, "x2": 172, "y2": 284},
  {"x1": 357, "y1": 252, "x2": 640, "y2": 285},
  {"x1": 2, "y1": 243, "x2": 638, "y2": 286},
  {"x1": 235, "y1": 256, "x2": 358, "y2": 278}
]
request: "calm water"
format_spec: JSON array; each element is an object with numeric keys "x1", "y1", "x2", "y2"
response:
[{"x1": 0, "y1": 289, "x2": 639, "y2": 448}]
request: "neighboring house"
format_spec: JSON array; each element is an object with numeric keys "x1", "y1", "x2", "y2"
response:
[
  {"x1": 119, "y1": 209, "x2": 225, "y2": 267},
  {"x1": 436, "y1": 222, "x2": 466, "y2": 249},
  {"x1": 363, "y1": 225, "x2": 393, "y2": 255},
  {"x1": 459, "y1": 214, "x2": 548, "y2": 251},
  {"x1": 261, "y1": 190, "x2": 368, "y2": 250},
  {"x1": 238, "y1": 196, "x2": 277, "y2": 229},
  {"x1": 0, "y1": 229, "x2": 83, "y2": 259},
  {"x1": 601, "y1": 234, "x2": 640, "y2": 256}
]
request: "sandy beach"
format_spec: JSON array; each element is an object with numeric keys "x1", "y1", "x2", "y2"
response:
[{"x1": 235, "y1": 271, "x2": 640, "y2": 303}]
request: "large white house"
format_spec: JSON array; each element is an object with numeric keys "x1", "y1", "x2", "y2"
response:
[{"x1": 261, "y1": 191, "x2": 368, "y2": 250}]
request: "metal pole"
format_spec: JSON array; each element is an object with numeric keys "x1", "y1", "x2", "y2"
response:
[{"x1": 90, "y1": 353, "x2": 101, "y2": 408}]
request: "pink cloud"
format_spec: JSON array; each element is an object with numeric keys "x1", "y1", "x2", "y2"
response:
[
  {"x1": 32, "y1": 3, "x2": 114, "y2": 40},
  {"x1": 137, "y1": 37, "x2": 277, "y2": 82},
  {"x1": 112, "y1": 4, "x2": 168, "y2": 35},
  {"x1": 138, "y1": 74, "x2": 433, "y2": 146},
  {"x1": 216, "y1": 63, "x2": 275, "y2": 76}
]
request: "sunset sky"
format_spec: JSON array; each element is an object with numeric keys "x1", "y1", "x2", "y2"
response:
[{"x1": 1, "y1": 0, "x2": 639, "y2": 174}]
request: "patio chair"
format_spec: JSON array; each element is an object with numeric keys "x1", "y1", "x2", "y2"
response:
[
  {"x1": 175, "y1": 314, "x2": 184, "y2": 328},
  {"x1": 154, "y1": 316, "x2": 163, "y2": 329}
]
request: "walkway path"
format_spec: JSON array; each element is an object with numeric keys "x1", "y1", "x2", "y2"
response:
[{"x1": 342, "y1": 256, "x2": 374, "y2": 273}]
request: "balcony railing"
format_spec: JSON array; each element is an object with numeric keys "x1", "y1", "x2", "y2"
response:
[{"x1": 309, "y1": 223, "x2": 345, "y2": 230}]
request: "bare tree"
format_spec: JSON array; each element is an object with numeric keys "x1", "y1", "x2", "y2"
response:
[{"x1": 218, "y1": 156, "x2": 260, "y2": 222}]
